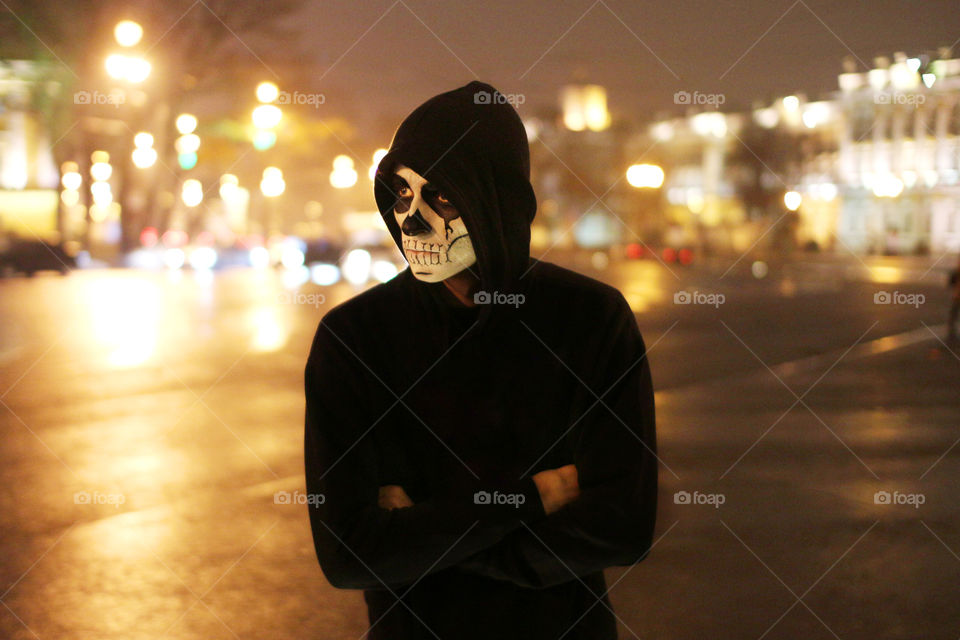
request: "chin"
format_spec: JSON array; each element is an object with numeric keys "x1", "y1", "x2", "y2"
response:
[{"x1": 410, "y1": 269, "x2": 446, "y2": 283}]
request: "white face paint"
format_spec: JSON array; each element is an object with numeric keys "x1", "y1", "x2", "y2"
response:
[{"x1": 391, "y1": 165, "x2": 476, "y2": 282}]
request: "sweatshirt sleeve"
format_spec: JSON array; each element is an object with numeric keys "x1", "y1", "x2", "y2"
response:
[
  {"x1": 455, "y1": 297, "x2": 658, "y2": 588},
  {"x1": 304, "y1": 315, "x2": 546, "y2": 590}
]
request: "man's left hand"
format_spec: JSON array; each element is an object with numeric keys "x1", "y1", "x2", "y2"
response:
[{"x1": 378, "y1": 485, "x2": 414, "y2": 510}]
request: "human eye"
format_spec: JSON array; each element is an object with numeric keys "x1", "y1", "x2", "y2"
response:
[{"x1": 391, "y1": 176, "x2": 412, "y2": 198}]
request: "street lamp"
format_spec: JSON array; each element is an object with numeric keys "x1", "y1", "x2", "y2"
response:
[
  {"x1": 90, "y1": 150, "x2": 114, "y2": 223},
  {"x1": 114, "y1": 20, "x2": 143, "y2": 47},
  {"x1": 175, "y1": 133, "x2": 200, "y2": 154},
  {"x1": 106, "y1": 21, "x2": 150, "y2": 83},
  {"x1": 256, "y1": 82, "x2": 279, "y2": 104},
  {"x1": 105, "y1": 54, "x2": 151, "y2": 83},
  {"x1": 219, "y1": 174, "x2": 240, "y2": 200},
  {"x1": 260, "y1": 167, "x2": 285, "y2": 197},
  {"x1": 252, "y1": 104, "x2": 282, "y2": 129},
  {"x1": 175, "y1": 114, "x2": 200, "y2": 170},
  {"x1": 176, "y1": 113, "x2": 197, "y2": 135},
  {"x1": 61, "y1": 163, "x2": 82, "y2": 191},
  {"x1": 872, "y1": 175, "x2": 904, "y2": 198},
  {"x1": 182, "y1": 179, "x2": 203, "y2": 207},
  {"x1": 626, "y1": 164, "x2": 665, "y2": 189},
  {"x1": 251, "y1": 83, "x2": 281, "y2": 151},
  {"x1": 61, "y1": 161, "x2": 82, "y2": 209},
  {"x1": 132, "y1": 132, "x2": 157, "y2": 169},
  {"x1": 784, "y1": 190, "x2": 802, "y2": 211},
  {"x1": 330, "y1": 155, "x2": 358, "y2": 189},
  {"x1": 90, "y1": 161, "x2": 113, "y2": 182}
]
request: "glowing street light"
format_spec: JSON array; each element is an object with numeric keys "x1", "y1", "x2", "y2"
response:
[
  {"x1": 90, "y1": 162, "x2": 113, "y2": 182},
  {"x1": 626, "y1": 163, "x2": 665, "y2": 189},
  {"x1": 252, "y1": 104, "x2": 282, "y2": 129},
  {"x1": 252, "y1": 83, "x2": 282, "y2": 152},
  {"x1": 61, "y1": 190, "x2": 80, "y2": 207},
  {"x1": 260, "y1": 167, "x2": 285, "y2": 197},
  {"x1": 175, "y1": 133, "x2": 200, "y2": 154},
  {"x1": 174, "y1": 117, "x2": 200, "y2": 169},
  {"x1": 176, "y1": 132, "x2": 200, "y2": 169},
  {"x1": 256, "y1": 81, "x2": 279, "y2": 104},
  {"x1": 105, "y1": 53, "x2": 151, "y2": 83},
  {"x1": 105, "y1": 54, "x2": 127, "y2": 79},
  {"x1": 175, "y1": 113, "x2": 197, "y2": 135},
  {"x1": 91, "y1": 181, "x2": 113, "y2": 206},
  {"x1": 114, "y1": 20, "x2": 143, "y2": 47},
  {"x1": 60, "y1": 160, "x2": 82, "y2": 208},
  {"x1": 132, "y1": 148, "x2": 157, "y2": 169},
  {"x1": 125, "y1": 57, "x2": 151, "y2": 83},
  {"x1": 872, "y1": 175, "x2": 904, "y2": 198},
  {"x1": 219, "y1": 174, "x2": 239, "y2": 200},
  {"x1": 181, "y1": 179, "x2": 203, "y2": 207},
  {"x1": 178, "y1": 153, "x2": 198, "y2": 170},
  {"x1": 134, "y1": 132, "x2": 153, "y2": 148},
  {"x1": 784, "y1": 190, "x2": 802, "y2": 211},
  {"x1": 330, "y1": 155, "x2": 358, "y2": 189},
  {"x1": 61, "y1": 162, "x2": 82, "y2": 190},
  {"x1": 133, "y1": 132, "x2": 157, "y2": 168},
  {"x1": 62, "y1": 172, "x2": 82, "y2": 190},
  {"x1": 252, "y1": 129, "x2": 277, "y2": 151}
]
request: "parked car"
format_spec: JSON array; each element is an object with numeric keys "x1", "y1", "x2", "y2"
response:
[{"x1": 0, "y1": 239, "x2": 77, "y2": 277}]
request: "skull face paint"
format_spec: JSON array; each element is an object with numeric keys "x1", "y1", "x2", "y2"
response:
[{"x1": 391, "y1": 165, "x2": 476, "y2": 282}]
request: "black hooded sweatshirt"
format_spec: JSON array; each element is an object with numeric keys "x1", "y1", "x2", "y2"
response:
[{"x1": 304, "y1": 81, "x2": 657, "y2": 640}]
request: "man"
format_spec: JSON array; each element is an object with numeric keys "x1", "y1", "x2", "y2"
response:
[{"x1": 304, "y1": 81, "x2": 657, "y2": 639}]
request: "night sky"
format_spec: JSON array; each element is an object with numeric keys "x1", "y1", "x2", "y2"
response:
[{"x1": 286, "y1": 0, "x2": 958, "y2": 133}]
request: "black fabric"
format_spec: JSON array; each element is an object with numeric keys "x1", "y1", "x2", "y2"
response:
[{"x1": 304, "y1": 81, "x2": 657, "y2": 640}]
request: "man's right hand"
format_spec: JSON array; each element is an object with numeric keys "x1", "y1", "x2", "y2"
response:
[{"x1": 532, "y1": 464, "x2": 579, "y2": 515}]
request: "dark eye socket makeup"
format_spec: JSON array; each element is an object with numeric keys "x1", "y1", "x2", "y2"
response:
[
  {"x1": 390, "y1": 175, "x2": 413, "y2": 198},
  {"x1": 425, "y1": 187, "x2": 452, "y2": 205},
  {"x1": 391, "y1": 174, "x2": 455, "y2": 214}
]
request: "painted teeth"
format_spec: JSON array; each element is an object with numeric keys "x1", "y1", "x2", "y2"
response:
[{"x1": 404, "y1": 240, "x2": 450, "y2": 265}]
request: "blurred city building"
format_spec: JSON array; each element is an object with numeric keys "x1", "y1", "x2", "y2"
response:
[
  {"x1": 833, "y1": 48, "x2": 960, "y2": 254},
  {"x1": 637, "y1": 47, "x2": 960, "y2": 257},
  {"x1": 0, "y1": 60, "x2": 60, "y2": 241}
]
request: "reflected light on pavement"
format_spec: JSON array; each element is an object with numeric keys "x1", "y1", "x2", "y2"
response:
[
  {"x1": 864, "y1": 265, "x2": 904, "y2": 284},
  {"x1": 622, "y1": 262, "x2": 669, "y2": 313},
  {"x1": 249, "y1": 307, "x2": 287, "y2": 352},
  {"x1": 86, "y1": 276, "x2": 159, "y2": 368}
]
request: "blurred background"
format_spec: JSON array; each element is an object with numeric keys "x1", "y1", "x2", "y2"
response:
[{"x1": 1, "y1": 1, "x2": 959, "y2": 639}]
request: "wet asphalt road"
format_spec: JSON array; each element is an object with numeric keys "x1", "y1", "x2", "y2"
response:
[{"x1": 0, "y1": 253, "x2": 958, "y2": 639}]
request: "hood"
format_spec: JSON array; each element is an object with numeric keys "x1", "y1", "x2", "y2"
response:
[{"x1": 374, "y1": 81, "x2": 537, "y2": 306}]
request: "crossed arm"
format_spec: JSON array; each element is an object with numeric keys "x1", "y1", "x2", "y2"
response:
[{"x1": 379, "y1": 464, "x2": 581, "y2": 514}]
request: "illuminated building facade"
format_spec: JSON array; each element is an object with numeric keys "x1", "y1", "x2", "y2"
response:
[
  {"x1": 644, "y1": 48, "x2": 960, "y2": 255},
  {"x1": 833, "y1": 50, "x2": 960, "y2": 254},
  {"x1": 0, "y1": 60, "x2": 60, "y2": 239}
]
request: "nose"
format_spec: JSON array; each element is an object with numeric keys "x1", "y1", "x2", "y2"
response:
[{"x1": 400, "y1": 208, "x2": 431, "y2": 236}]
